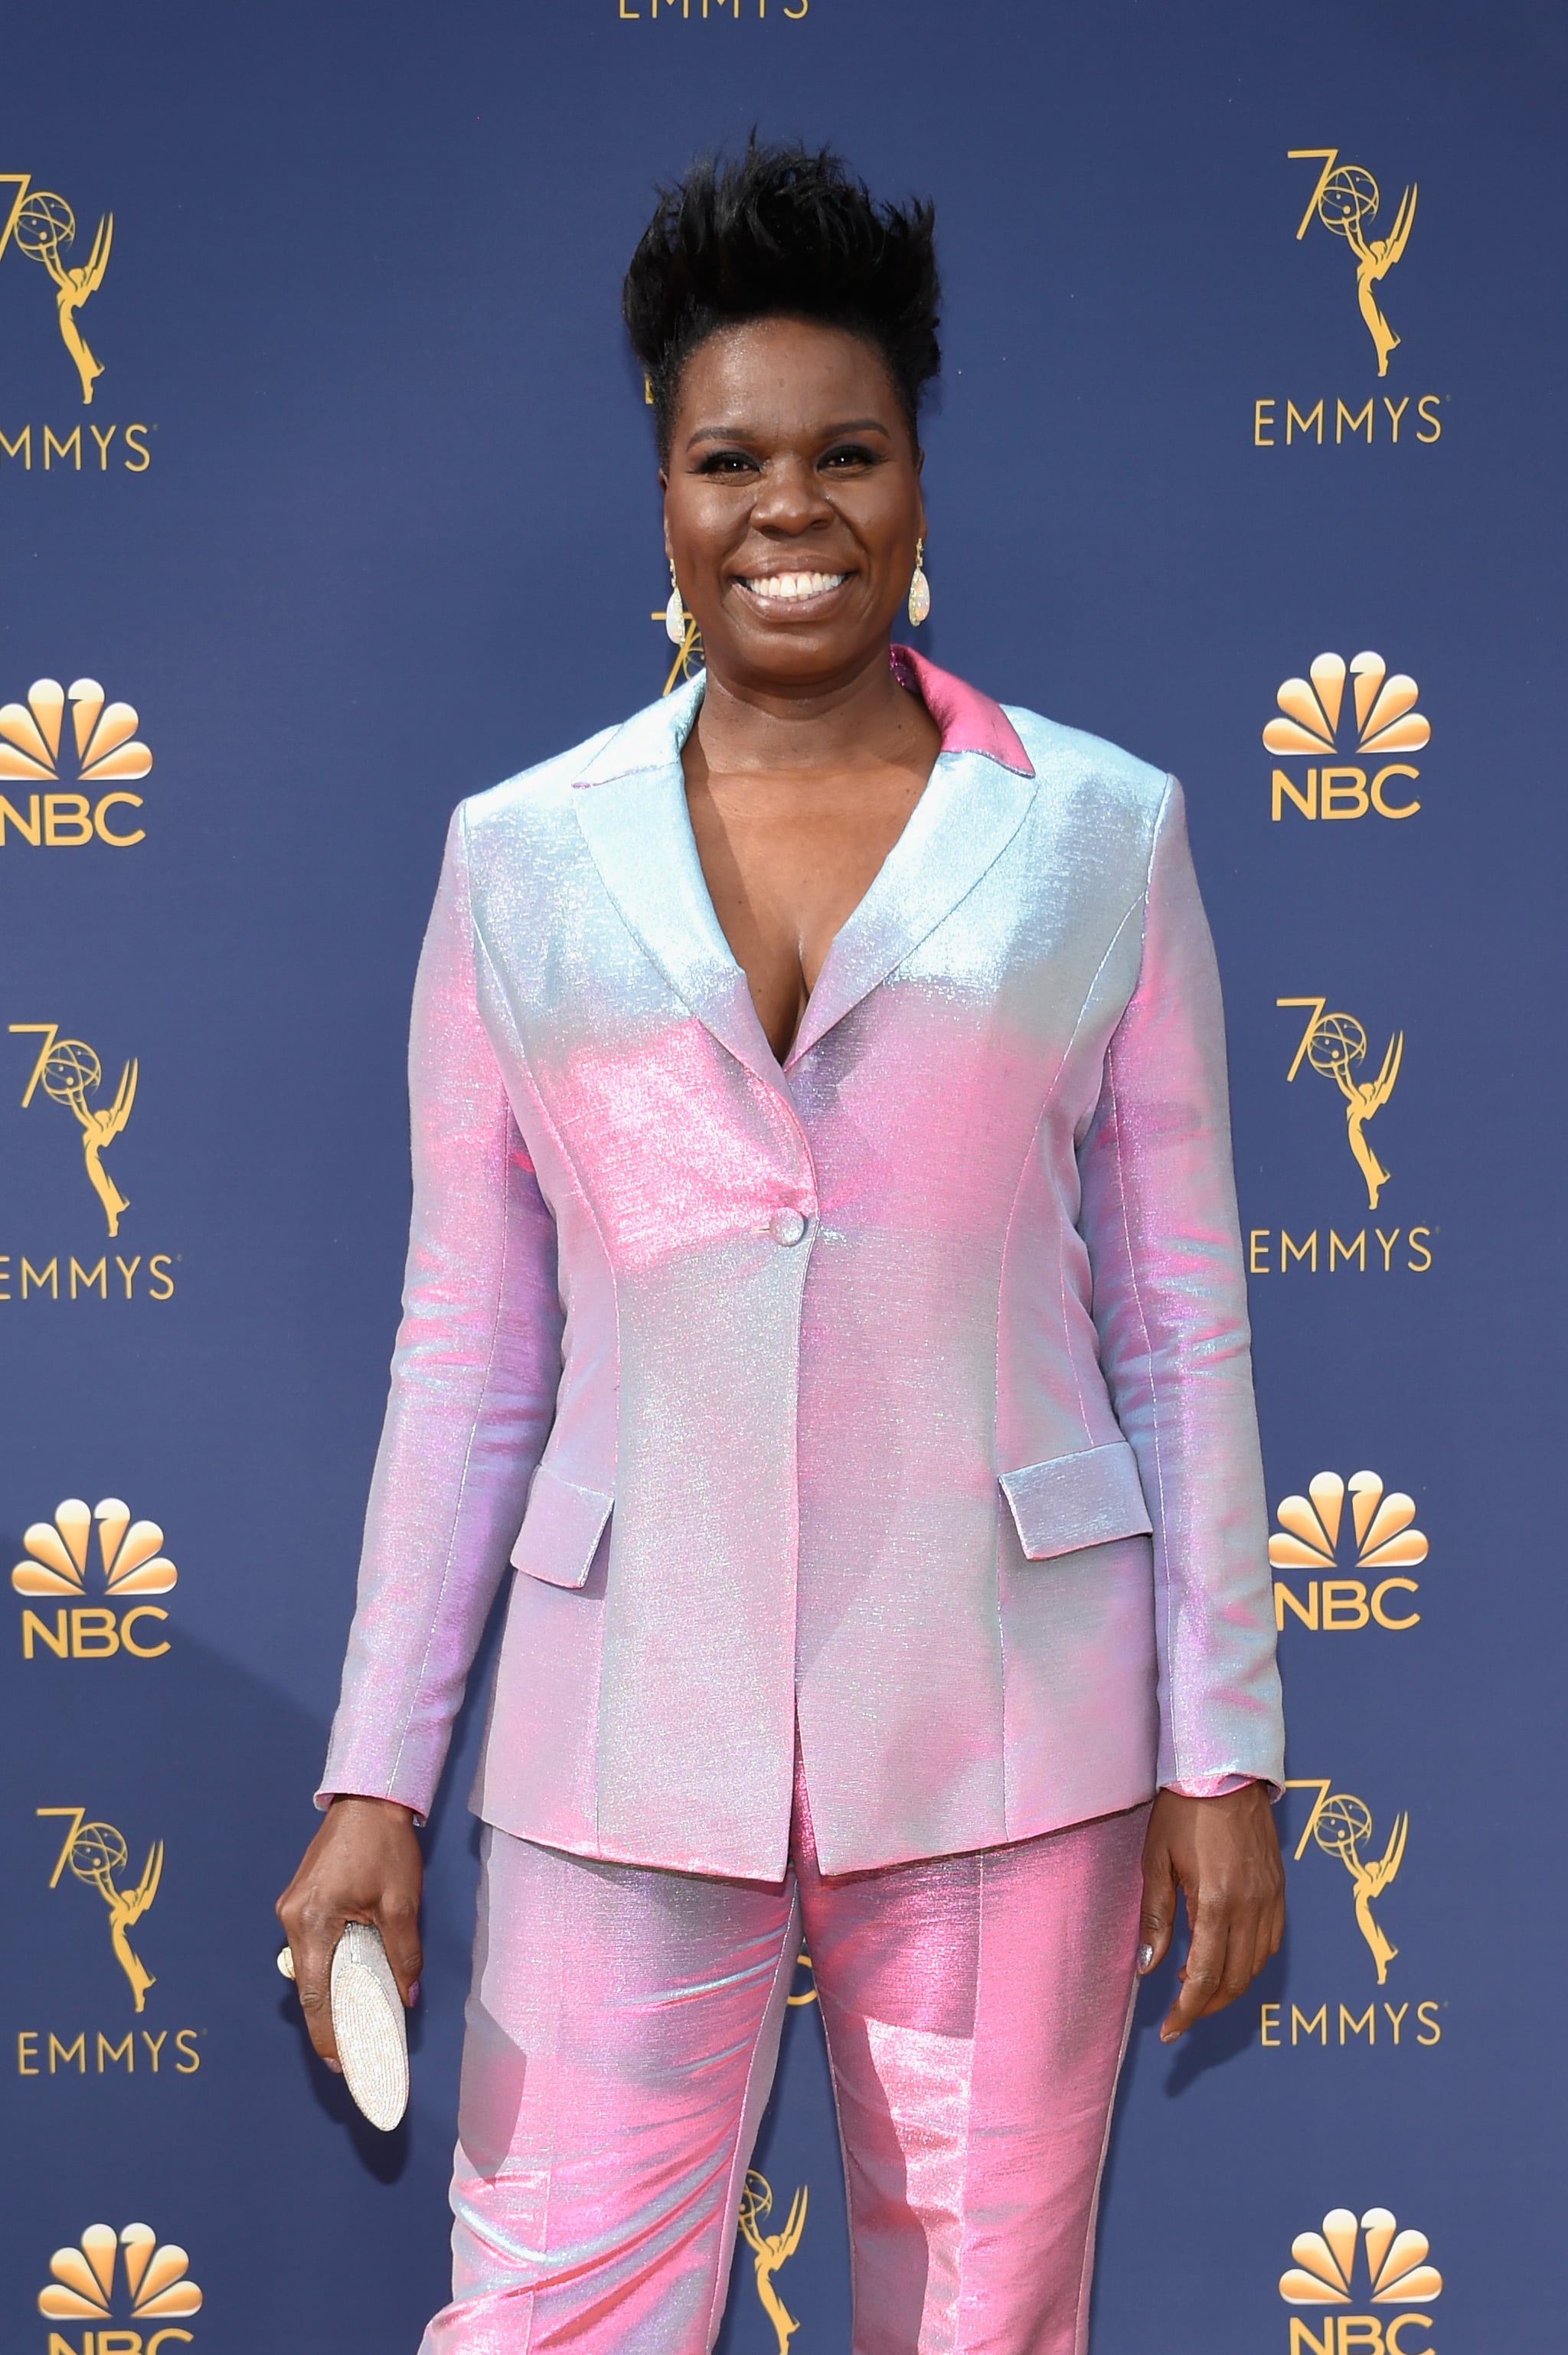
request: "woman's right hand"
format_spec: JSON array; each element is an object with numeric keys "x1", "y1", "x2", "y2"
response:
[{"x1": 275, "y1": 1795, "x2": 424, "y2": 2069}]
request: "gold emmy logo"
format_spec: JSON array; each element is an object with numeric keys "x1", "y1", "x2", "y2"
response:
[
  {"x1": 38, "y1": 2223, "x2": 202, "y2": 2344},
  {"x1": 1277, "y1": 998, "x2": 1403, "y2": 1210},
  {"x1": 38, "y1": 1807, "x2": 163, "y2": 2012},
  {"x1": 1285, "y1": 1780, "x2": 1408, "y2": 1985},
  {"x1": 737, "y1": 2170, "x2": 808, "y2": 2355},
  {"x1": 12, "y1": 1498, "x2": 178, "y2": 1599},
  {"x1": 0, "y1": 175, "x2": 113, "y2": 405},
  {"x1": 1290, "y1": 149, "x2": 1417, "y2": 377},
  {"x1": 10, "y1": 1023, "x2": 138, "y2": 1234},
  {"x1": 651, "y1": 591, "x2": 702, "y2": 696},
  {"x1": 1280, "y1": 2207, "x2": 1441, "y2": 2355},
  {"x1": 1, "y1": 679, "x2": 153, "y2": 789}
]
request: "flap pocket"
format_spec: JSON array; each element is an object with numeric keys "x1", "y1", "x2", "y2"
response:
[
  {"x1": 998, "y1": 1440, "x2": 1153, "y2": 1562},
  {"x1": 510, "y1": 1463, "x2": 613, "y2": 1590}
]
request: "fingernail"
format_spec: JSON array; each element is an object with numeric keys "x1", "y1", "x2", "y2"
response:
[
  {"x1": 1137, "y1": 1943, "x2": 1155, "y2": 1974},
  {"x1": 1159, "y1": 2027, "x2": 1178, "y2": 2044},
  {"x1": 407, "y1": 1981, "x2": 420, "y2": 2006},
  {"x1": 326, "y1": 2059, "x2": 343, "y2": 2073}
]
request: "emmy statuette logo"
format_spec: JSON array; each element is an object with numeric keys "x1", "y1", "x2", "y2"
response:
[
  {"x1": 0, "y1": 175, "x2": 112, "y2": 404},
  {"x1": 12, "y1": 1497, "x2": 177, "y2": 1661},
  {"x1": 1285, "y1": 1782, "x2": 1407, "y2": 1986},
  {"x1": 38, "y1": 2222, "x2": 201, "y2": 2355},
  {"x1": 10, "y1": 1025, "x2": 137, "y2": 1234},
  {"x1": 1247, "y1": 996, "x2": 1430, "y2": 1280},
  {"x1": 0, "y1": 678, "x2": 152, "y2": 849},
  {"x1": 1253, "y1": 150, "x2": 1439, "y2": 452},
  {"x1": 0, "y1": 172, "x2": 149, "y2": 474},
  {"x1": 1259, "y1": 1778, "x2": 1441, "y2": 2059},
  {"x1": 1270, "y1": 1470, "x2": 1428, "y2": 1635},
  {"x1": 737, "y1": 2170, "x2": 808, "y2": 2355},
  {"x1": 1264, "y1": 652, "x2": 1429, "y2": 824},
  {"x1": 38, "y1": 1808, "x2": 162, "y2": 2011},
  {"x1": 1289, "y1": 150, "x2": 1417, "y2": 378},
  {"x1": 1279, "y1": 2208, "x2": 1441, "y2": 2355},
  {"x1": 1278, "y1": 998, "x2": 1402, "y2": 1212}
]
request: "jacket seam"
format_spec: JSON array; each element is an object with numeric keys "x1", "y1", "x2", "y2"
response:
[{"x1": 1107, "y1": 776, "x2": 1182, "y2": 1778}]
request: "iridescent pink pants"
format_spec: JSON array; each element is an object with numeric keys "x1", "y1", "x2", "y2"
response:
[{"x1": 423, "y1": 1775, "x2": 1148, "y2": 2355}]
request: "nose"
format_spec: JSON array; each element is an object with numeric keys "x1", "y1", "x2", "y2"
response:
[{"x1": 750, "y1": 453, "x2": 833, "y2": 536}]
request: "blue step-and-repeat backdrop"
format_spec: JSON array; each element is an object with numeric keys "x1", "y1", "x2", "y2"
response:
[{"x1": 2, "y1": 4, "x2": 1563, "y2": 2350}]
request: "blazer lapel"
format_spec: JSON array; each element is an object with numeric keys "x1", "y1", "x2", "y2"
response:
[
  {"x1": 569, "y1": 677, "x2": 785, "y2": 1095},
  {"x1": 786, "y1": 746, "x2": 1040, "y2": 1068}
]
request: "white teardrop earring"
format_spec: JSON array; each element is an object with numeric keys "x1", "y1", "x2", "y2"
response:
[
  {"x1": 907, "y1": 537, "x2": 931, "y2": 627},
  {"x1": 665, "y1": 560, "x2": 687, "y2": 646}
]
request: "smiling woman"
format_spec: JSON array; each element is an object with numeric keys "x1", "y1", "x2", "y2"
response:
[{"x1": 277, "y1": 139, "x2": 1286, "y2": 2355}]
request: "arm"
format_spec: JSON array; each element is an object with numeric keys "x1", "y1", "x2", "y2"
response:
[
  {"x1": 1077, "y1": 779, "x2": 1285, "y2": 2033},
  {"x1": 279, "y1": 808, "x2": 564, "y2": 2059}
]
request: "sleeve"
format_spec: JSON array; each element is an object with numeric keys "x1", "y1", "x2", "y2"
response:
[
  {"x1": 1076, "y1": 779, "x2": 1285, "y2": 1795},
  {"x1": 317, "y1": 806, "x2": 565, "y2": 1817}
]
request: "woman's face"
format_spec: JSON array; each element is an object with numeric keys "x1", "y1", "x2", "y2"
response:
[{"x1": 662, "y1": 315, "x2": 925, "y2": 697}]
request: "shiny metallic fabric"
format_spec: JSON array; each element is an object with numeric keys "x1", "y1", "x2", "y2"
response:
[
  {"x1": 423, "y1": 1777, "x2": 1150, "y2": 2355},
  {"x1": 322, "y1": 648, "x2": 1283, "y2": 1879}
]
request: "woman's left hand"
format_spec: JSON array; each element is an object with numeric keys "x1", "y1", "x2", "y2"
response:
[{"x1": 1137, "y1": 1783, "x2": 1285, "y2": 2042}]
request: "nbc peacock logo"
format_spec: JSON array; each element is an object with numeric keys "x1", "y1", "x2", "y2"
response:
[
  {"x1": 12, "y1": 1498, "x2": 177, "y2": 1663},
  {"x1": 0, "y1": 678, "x2": 152, "y2": 850},
  {"x1": 38, "y1": 2220, "x2": 201, "y2": 2355},
  {"x1": 1263, "y1": 652, "x2": 1429, "y2": 824},
  {"x1": 1279, "y1": 2206, "x2": 1441, "y2": 2354},
  {"x1": 1269, "y1": 1470, "x2": 1428, "y2": 1635}
]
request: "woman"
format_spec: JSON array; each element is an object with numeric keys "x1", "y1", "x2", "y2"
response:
[{"x1": 279, "y1": 143, "x2": 1285, "y2": 2355}]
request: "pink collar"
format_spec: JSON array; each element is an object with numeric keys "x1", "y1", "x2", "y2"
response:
[{"x1": 890, "y1": 644, "x2": 1034, "y2": 776}]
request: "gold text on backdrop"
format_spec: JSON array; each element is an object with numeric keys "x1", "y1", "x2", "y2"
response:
[{"x1": 11, "y1": 1496, "x2": 177, "y2": 1661}]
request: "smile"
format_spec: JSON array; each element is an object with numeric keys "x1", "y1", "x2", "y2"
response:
[{"x1": 737, "y1": 570, "x2": 849, "y2": 603}]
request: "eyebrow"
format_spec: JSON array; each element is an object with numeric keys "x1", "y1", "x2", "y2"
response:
[{"x1": 684, "y1": 416, "x2": 894, "y2": 449}]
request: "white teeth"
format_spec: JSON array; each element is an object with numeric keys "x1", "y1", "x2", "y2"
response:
[{"x1": 744, "y1": 571, "x2": 848, "y2": 602}]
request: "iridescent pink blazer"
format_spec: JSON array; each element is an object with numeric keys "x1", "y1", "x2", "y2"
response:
[{"x1": 321, "y1": 649, "x2": 1283, "y2": 1879}]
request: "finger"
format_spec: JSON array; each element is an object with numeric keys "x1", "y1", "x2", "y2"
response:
[
  {"x1": 1137, "y1": 1841, "x2": 1178, "y2": 1976},
  {"x1": 1161, "y1": 1903, "x2": 1227, "y2": 2041},
  {"x1": 377, "y1": 1893, "x2": 423, "y2": 2008},
  {"x1": 279, "y1": 1903, "x2": 345, "y2": 2069},
  {"x1": 1196, "y1": 1913, "x2": 1264, "y2": 2020}
]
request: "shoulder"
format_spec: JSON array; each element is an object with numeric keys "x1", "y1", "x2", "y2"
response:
[
  {"x1": 450, "y1": 674, "x2": 696, "y2": 860},
  {"x1": 1001, "y1": 701, "x2": 1172, "y2": 818},
  {"x1": 452, "y1": 720, "x2": 622, "y2": 847}
]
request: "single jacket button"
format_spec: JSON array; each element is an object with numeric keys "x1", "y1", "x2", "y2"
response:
[{"x1": 769, "y1": 1208, "x2": 808, "y2": 1246}]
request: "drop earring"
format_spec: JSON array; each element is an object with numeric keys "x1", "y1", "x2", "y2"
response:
[
  {"x1": 907, "y1": 537, "x2": 931, "y2": 627},
  {"x1": 665, "y1": 560, "x2": 687, "y2": 646}
]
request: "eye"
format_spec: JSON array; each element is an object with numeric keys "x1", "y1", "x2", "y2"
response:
[
  {"x1": 820, "y1": 442, "x2": 882, "y2": 470},
  {"x1": 694, "y1": 448, "x2": 760, "y2": 475}
]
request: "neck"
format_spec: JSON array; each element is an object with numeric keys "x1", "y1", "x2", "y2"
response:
[{"x1": 693, "y1": 639, "x2": 923, "y2": 776}]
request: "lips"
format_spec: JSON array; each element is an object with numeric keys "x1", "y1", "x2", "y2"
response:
[{"x1": 737, "y1": 570, "x2": 849, "y2": 603}]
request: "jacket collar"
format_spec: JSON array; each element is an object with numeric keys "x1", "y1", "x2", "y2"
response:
[{"x1": 569, "y1": 650, "x2": 1038, "y2": 1082}]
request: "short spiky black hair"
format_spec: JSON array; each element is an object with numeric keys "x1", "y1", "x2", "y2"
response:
[{"x1": 623, "y1": 140, "x2": 940, "y2": 465}]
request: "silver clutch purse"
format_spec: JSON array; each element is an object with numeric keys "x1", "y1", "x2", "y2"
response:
[{"x1": 277, "y1": 1922, "x2": 409, "y2": 2131}]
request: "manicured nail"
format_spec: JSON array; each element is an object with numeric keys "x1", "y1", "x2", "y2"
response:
[
  {"x1": 407, "y1": 1981, "x2": 420, "y2": 2006},
  {"x1": 1137, "y1": 1943, "x2": 1155, "y2": 1974},
  {"x1": 1159, "y1": 2026, "x2": 1178, "y2": 2043},
  {"x1": 326, "y1": 2058, "x2": 343, "y2": 2073}
]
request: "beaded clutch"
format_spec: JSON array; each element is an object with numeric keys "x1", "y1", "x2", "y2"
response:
[{"x1": 277, "y1": 1922, "x2": 409, "y2": 2131}]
